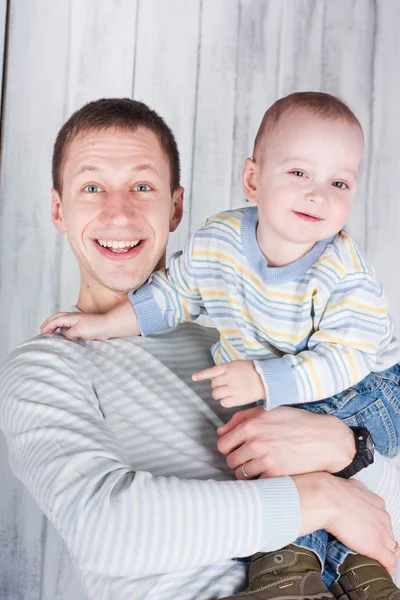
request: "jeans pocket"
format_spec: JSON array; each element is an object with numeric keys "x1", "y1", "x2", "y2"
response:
[{"x1": 342, "y1": 398, "x2": 398, "y2": 456}]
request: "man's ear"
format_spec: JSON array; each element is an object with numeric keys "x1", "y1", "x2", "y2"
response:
[
  {"x1": 51, "y1": 188, "x2": 67, "y2": 233},
  {"x1": 242, "y1": 157, "x2": 258, "y2": 203},
  {"x1": 169, "y1": 186, "x2": 184, "y2": 232}
]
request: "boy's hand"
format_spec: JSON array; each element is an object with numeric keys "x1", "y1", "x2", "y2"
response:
[
  {"x1": 192, "y1": 360, "x2": 266, "y2": 407},
  {"x1": 40, "y1": 300, "x2": 140, "y2": 341}
]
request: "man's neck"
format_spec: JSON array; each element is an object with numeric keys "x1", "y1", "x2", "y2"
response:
[{"x1": 76, "y1": 286, "x2": 129, "y2": 314}]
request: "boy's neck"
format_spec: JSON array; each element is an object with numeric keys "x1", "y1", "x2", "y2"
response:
[{"x1": 256, "y1": 225, "x2": 316, "y2": 267}]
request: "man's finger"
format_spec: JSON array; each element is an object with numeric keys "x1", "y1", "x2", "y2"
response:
[
  {"x1": 217, "y1": 407, "x2": 260, "y2": 435},
  {"x1": 192, "y1": 365, "x2": 226, "y2": 381},
  {"x1": 217, "y1": 420, "x2": 253, "y2": 454},
  {"x1": 235, "y1": 459, "x2": 262, "y2": 480}
]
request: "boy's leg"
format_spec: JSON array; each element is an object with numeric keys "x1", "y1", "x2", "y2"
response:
[
  {"x1": 299, "y1": 363, "x2": 400, "y2": 599},
  {"x1": 220, "y1": 532, "x2": 334, "y2": 600},
  {"x1": 297, "y1": 364, "x2": 400, "y2": 458},
  {"x1": 327, "y1": 550, "x2": 400, "y2": 600}
]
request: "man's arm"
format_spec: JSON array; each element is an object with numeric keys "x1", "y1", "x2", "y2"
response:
[
  {"x1": 1, "y1": 340, "x2": 397, "y2": 586},
  {"x1": 0, "y1": 338, "x2": 300, "y2": 582},
  {"x1": 219, "y1": 406, "x2": 400, "y2": 572}
]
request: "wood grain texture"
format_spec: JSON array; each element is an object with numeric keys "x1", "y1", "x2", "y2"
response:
[
  {"x1": 133, "y1": 0, "x2": 201, "y2": 255},
  {"x1": 0, "y1": 1, "x2": 400, "y2": 598},
  {"x1": 189, "y1": 0, "x2": 240, "y2": 232},
  {"x1": 0, "y1": 0, "x2": 6, "y2": 112}
]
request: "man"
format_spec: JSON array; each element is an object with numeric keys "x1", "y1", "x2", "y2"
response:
[{"x1": 0, "y1": 98, "x2": 398, "y2": 600}]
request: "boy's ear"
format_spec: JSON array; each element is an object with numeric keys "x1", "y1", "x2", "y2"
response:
[
  {"x1": 242, "y1": 158, "x2": 258, "y2": 203},
  {"x1": 169, "y1": 186, "x2": 184, "y2": 232},
  {"x1": 51, "y1": 188, "x2": 67, "y2": 233}
]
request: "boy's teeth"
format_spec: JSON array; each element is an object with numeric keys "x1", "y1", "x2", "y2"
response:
[{"x1": 97, "y1": 240, "x2": 140, "y2": 249}]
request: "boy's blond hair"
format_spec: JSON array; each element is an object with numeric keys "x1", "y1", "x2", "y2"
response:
[{"x1": 253, "y1": 91, "x2": 363, "y2": 160}]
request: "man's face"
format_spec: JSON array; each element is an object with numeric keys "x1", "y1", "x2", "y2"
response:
[
  {"x1": 243, "y1": 110, "x2": 364, "y2": 253},
  {"x1": 52, "y1": 127, "x2": 183, "y2": 304}
]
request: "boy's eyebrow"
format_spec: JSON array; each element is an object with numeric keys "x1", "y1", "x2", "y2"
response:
[
  {"x1": 281, "y1": 157, "x2": 358, "y2": 178},
  {"x1": 74, "y1": 163, "x2": 161, "y2": 177}
]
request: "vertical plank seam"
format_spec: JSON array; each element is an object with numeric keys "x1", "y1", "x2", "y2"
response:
[
  {"x1": 0, "y1": 0, "x2": 11, "y2": 218},
  {"x1": 277, "y1": 0, "x2": 287, "y2": 97},
  {"x1": 38, "y1": 517, "x2": 48, "y2": 600},
  {"x1": 230, "y1": 0, "x2": 242, "y2": 207},
  {"x1": 365, "y1": 0, "x2": 377, "y2": 255},
  {"x1": 188, "y1": 0, "x2": 203, "y2": 234},
  {"x1": 54, "y1": 1, "x2": 73, "y2": 315},
  {"x1": 131, "y1": 0, "x2": 140, "y2": 98}
]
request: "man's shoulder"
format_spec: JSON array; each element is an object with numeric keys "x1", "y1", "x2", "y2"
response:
[
  {"x1": 0, "y1": 332, "x2": 87, "y2": 385},
  {"x1": 0, "y1": 324, "x2": 219, "y2": 383}
]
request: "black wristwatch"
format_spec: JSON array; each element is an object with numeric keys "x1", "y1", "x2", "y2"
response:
[{"x1": 332, "y1": 427, "x2": 375, "y2": 479}]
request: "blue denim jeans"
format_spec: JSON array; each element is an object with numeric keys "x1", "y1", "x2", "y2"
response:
[{"x1": 293, "y1": 363, "x2": 400, "y2": 587}]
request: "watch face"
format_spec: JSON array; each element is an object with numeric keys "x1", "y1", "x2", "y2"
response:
[{"x1": 355, "y1": 427, "x2": 375, "y2": 463}]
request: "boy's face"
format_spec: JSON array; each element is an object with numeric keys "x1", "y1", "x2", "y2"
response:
[
  {"x1": 51, "y1": 127, "x2": 183, "y2": 309},
  {"x1": 243, "y1": 109, "x2": 364, "y2": 252}
]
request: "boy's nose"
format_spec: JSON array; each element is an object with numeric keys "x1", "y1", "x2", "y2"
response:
[{"x1": 305, "y1": 187, "x2": 328, "y2": 205}]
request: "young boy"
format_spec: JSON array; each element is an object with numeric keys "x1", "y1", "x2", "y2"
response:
[{"x1": 42, "y1": 92, "x2": 400, "y2": 600}]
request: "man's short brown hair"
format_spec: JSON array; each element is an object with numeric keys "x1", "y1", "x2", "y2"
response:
[
  {"x1": 253, "y1": 91, "x2": 363, "y2": 160},
  {"x1": 52, "y1": 98, "x2": 181, "y2": 194}
]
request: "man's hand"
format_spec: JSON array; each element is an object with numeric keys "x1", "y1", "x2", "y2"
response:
[
  {"x1": 217, "y1": 405, "x2": 356, "y2": 478},
  {"x1": 192, "y1": 360, "x2": 266, "y2": 407},
  {"x1": 40, "y1": 300, "x2": 140, "y2": 341},
  {"x1": 294, "y1": 472, "x2": 400, "y2": 576}
]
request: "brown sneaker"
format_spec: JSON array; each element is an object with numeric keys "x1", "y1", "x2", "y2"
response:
[
  {"x1": 330, "y1": 553, "x2": 400, "y2": 600},
  {"x1": 220, "y1": 544, "x2": 334, "y2": 600}
]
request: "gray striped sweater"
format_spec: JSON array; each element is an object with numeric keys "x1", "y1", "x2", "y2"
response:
[{"x1": 0, "y1": 323, "x2": 399, "y2": 598}]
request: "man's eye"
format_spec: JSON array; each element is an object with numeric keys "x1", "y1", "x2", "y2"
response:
[
  {"x1": 133, "y1": 184, "x2": 151, "y2": 192},
  {"x1": 84, "y1": 185, "x2": 102, "y2": 193},
  {"x1": 291, "y1": 170, "x2": 306, "y2": 178},
  {"x1": 332, "y1": 181, "x2": 348, "y2": 189}
]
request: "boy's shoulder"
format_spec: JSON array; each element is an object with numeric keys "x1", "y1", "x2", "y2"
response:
[
  {"x1": 321, "y1": 227, "x2": 377, "y2": 281},
  {"x1": 201, "y1": 206, "x2": 253, "y2": 231}
]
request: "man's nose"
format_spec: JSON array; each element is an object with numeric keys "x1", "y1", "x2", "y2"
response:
[
  {"x1": 305, "y1": 186, "x2": 328, "y2": 205},
  {"x1": 101, "y1": 191, "x2": 137, "y2": 224}
]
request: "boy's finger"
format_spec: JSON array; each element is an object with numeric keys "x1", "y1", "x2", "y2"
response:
[
  {"x1": 40, "y1": 312, "x2": 69, "y2": 330},
  {"x1": 192, "y1": 365, "x2": 226, "y2": 381}
]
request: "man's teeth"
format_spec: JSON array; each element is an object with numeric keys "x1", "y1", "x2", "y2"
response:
[{"x1": 97, "y1": 240, "x2": 140, "y2": 249}]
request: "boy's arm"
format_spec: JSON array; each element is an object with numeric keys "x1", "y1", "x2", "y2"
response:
[
  {"x1": 129, "y1": 233, "x2": 205, "y2": 336},
  {"x1": 255, "y1": 272, "x2": 396, "y2": 408},
  {"x1": 41, "y1": 300, "x2": 140, "y2": 339}
]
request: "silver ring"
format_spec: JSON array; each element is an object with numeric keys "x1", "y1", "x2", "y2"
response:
[
  {"x1": 392, "y1": 541, "x2": 399, "y2": 553},
  {"x1": 241, "y1": 463, "x2": 250, "y2": 479}
]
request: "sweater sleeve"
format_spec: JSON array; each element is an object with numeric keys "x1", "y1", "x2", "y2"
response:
[
  {"x1": 257, "y1": 271, "x2": 395, "y2": 408},
  {"x1": 129, "y1": 233, "x2": 204, "y2": 335},
  {"x1": 356, "y1": 452, "x2": 400, "y2": 552},
  {"x1": 0, "y1": 339, "x2": 301, "y2": 585}
]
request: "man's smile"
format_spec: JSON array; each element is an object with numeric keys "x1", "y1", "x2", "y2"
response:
[{"x1": 93, "y1": 238, "x2": 144, "y2": 258}]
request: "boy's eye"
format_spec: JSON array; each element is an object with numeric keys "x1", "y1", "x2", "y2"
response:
[
  {"x1": 84, "y1": 185, "x2": 102, "y2": 193},
  {"x1": 332, "y1": 181, "x2": 348, "y2": 189},
  {"x1": 133, "y1": 184, "x2": 151, "y2": 192},
  {"x1": 291, "y1": 170, "x2": 306, "y2": 178}
]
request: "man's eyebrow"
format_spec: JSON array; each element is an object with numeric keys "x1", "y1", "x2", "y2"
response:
[
  {"x1": 132, "y1": 163, "x2": 161, "y2": 176},
  {"x1": 74, "y1": 165, "x2": 101, "y2": 176},
  {"x1": 73, "y1": 163, "x2": 161, "y2": 177}
]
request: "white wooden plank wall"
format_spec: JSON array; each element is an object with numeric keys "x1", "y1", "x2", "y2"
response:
[{"x1": 0, "y1": 1, "x2": 399, "y2": 598}]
